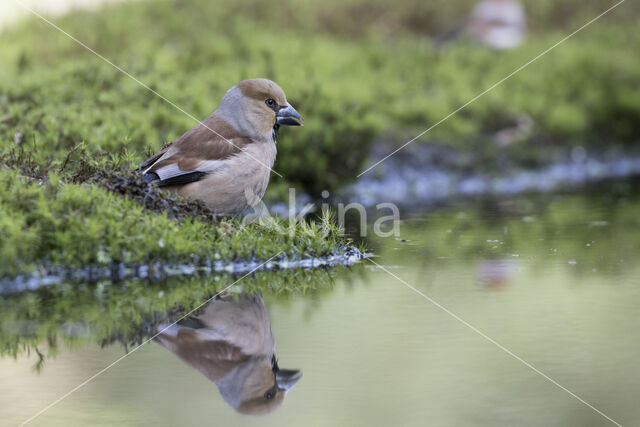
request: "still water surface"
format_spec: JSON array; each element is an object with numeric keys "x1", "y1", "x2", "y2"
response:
[{"x1": 2, "y1": 187, "x2": 640, "y2": 426}]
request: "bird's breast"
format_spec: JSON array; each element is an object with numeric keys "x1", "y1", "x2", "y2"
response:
[{"x1": 175, "y1": 141, "x2": 276, "y2": 214}]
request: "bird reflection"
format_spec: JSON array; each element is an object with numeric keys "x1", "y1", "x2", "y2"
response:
[{"x1": 154, "y1": 292, "x2": 301, "y2": 415}]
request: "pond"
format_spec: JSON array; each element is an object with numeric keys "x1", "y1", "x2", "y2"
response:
[{"x1": 2, "y1": 181, "x2": 640, "y2": 426}]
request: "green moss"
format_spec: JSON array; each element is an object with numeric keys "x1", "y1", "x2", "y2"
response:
[{"x1": 0, "y1": 170, "x2": 347, "y2": 278}]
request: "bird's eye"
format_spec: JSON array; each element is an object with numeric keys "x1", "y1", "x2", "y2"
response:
[
  {"x1": 264, "y1": 390, "x2": 275, "y2": 400},
  {"x1": 265, "y1": 98, "x2": 276, "y2": 107}
]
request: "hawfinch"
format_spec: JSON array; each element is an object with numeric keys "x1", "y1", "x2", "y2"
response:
[
  {"x1": 140, "y1": 79, "x2": 303, "y2": 214},
  {"x1": 155, "y1": 292, "x2": 301, "y2": 415}
]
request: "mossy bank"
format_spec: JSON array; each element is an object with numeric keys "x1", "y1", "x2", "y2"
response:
[{"x1": 0, "y1": 170, "x2": 353, "y2": 279}]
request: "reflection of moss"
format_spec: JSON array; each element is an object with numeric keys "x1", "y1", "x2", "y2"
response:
[
  {"x1": 0, "y1": 170, "x2": 348, "y2": 278},
  {"x1": 0, "y1": 267, "x2": 348, "y2": 365},
  {"x1": 370, "y1": 189, "x2": 640, "y2": 276},
  {"x1": 1, "y1": 0, "x2": 638, "y2": 194}
]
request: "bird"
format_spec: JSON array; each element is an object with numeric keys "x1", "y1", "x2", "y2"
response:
[
  {"x1": 140, "y1": 79, "x2": 303, "y2": 215},
  {"x1": 154, "y1": 292, "x2": 302, "y2": 415}
]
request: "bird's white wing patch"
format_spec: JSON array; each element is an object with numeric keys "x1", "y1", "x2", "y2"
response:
[
  {"x1": 194, "y1": 329, "x2": 226, "y2": 341},
  {"x1": 155, "y1": 163, "x2": 184, "y2": 181},
  {"x1": 153, "y1": 160, "x2": 225, "y2": 181}
]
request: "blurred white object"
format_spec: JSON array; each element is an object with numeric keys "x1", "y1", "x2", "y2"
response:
[
  {"x1": 469, "y1": 0, "x2": 526, "y2": 50},
  {"x1": 0, "y1": 0, "x2": 122, "y2": 29}
]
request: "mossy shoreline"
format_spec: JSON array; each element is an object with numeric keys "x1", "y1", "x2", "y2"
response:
[
  {"x1": 0, "y1": 247, "x2": 365, "y2": 295},
  {"x1": 0, "y1": 169, "x2": 357, "y2": 280}
]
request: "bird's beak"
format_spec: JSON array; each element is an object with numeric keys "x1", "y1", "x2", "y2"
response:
[
  {"x1": 275, "y1": 369, "x2": 302, "y2": 393},
  {"x1": 276, "y1": 103, "x2": 304, "y2": 126}
]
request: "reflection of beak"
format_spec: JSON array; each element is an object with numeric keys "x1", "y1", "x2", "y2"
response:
[
  {"x1": 276, "y1": 103, "x2": 304, "y2": 126},
  {"x1": 275, "y1": 369, "x2": 302, "y2": 392}
]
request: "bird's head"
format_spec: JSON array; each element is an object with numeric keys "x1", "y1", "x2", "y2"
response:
[
  {"x1": 217, "y1": 78, "x2": 303, "y2": 140},
  {"x1": 227, "y1": 354, "x2": 302, "y2": 416}
]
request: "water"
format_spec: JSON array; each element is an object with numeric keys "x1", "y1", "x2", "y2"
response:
[{"x1": 2, "y1": 186, "x2": 640, "y2": 426}]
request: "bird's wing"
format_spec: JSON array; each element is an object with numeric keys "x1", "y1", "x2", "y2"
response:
[
  {"x1": 138, "y1": 142, "x2": 172, "y2": 173},
  {"x1": 155, "y1": 330, "x2": 251, "y2": 381},
  {"x1": 141, "y1": 115, "x2": 251, "y2": 186}
]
